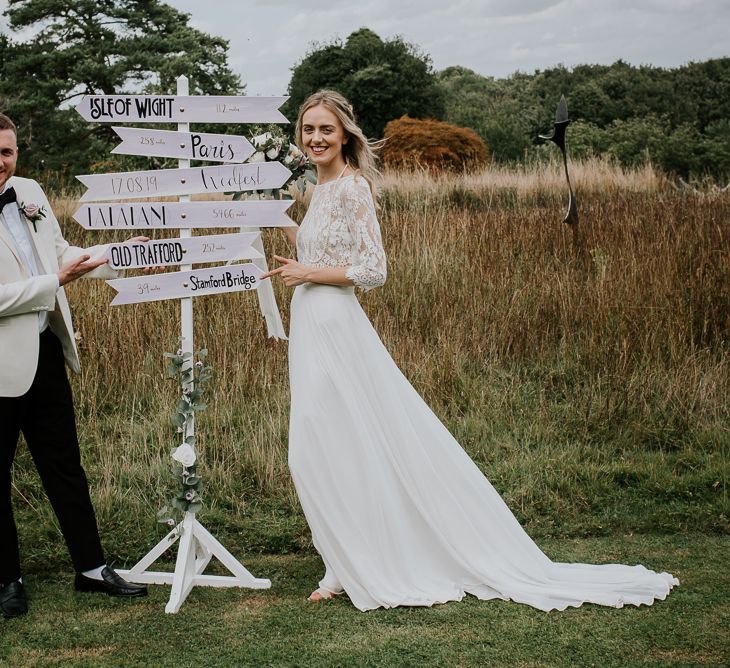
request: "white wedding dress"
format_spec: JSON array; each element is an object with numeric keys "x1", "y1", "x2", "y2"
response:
[{"x1": 288, "y1": 173, "x2": 678, "y2": 612}]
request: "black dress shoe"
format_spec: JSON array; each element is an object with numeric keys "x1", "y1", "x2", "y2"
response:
[
  {"x1": 0, "y1": 581, "x2": 28, "y2": 618},
  {"x1": 74, "y1": 566, "x2": 147, "y2": 598}
]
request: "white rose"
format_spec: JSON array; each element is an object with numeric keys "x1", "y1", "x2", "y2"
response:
[
  {"x1": 251, "y1": 132, "x2": 272, "y2": 148},
  {"x1": 248, "y1": 151, "x2": 266, "y2": 163},
  {"x1": 24, "y1": 203, "x2": 40, "y2": 217},
  {"x1": 171, "y1": 443, "x2": 196, "y2": 468},
  {"x1": 266, "y1": 144, "x2": 281, "y2": 160},
  {"x1": 288, "y1": 144, "x2": 304, "y2": 159}
]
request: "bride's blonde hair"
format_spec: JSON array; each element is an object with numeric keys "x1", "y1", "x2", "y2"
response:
[{"x1": 295, "y1": 90, "x2": 381, "y2": 195}]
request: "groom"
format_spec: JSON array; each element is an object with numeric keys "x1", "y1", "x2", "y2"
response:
[{"x1": 0, "y1": 113, "x2": 147, "y2": 618}]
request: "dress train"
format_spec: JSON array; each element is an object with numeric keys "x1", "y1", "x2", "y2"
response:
[{"x1": 288, "y1": 283, "x2": 678, "y2": 612}]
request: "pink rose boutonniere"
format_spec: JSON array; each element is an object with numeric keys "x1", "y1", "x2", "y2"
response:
[{"x1": 19, "y1": 202, "x2": 47, "y2": 232}]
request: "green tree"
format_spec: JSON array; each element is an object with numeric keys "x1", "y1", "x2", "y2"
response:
[
  {"x1": 656, "y1": 123, "x2": 705, "y2": 177},
  {"x1": 701, "y1": 120, "x2": 730, "y2": 180},
  {"x1": 0, "y1": 0, "x2": 241, "y2": 177},
  {"x1": 285, "y1": 28, "x2": 445, "y2": 138},
  {"x1": 605, "y1": 115, "x2": 668, "y2": 168},
  {"x1": 437, "y1": 66, "x2": 540, "y2": 162},
  {"x1": 435, "y1": 58, "x2": 730, "y2": 179},
  {"x1": 672, "y1": 59, "x2": 730, "y2": 131},
  {"x1": 558, "y1": 120, "x2": 608, "y2": 161},
  {"x1": 570, "y1": 81, "x2": 613, "y2": 125}
]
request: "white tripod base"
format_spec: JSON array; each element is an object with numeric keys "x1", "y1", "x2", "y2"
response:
[{"x1": 117, "y1": 512, "x2": 271, "y2": 613}]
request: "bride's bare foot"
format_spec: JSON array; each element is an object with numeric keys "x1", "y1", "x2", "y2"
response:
[{"x1": 308, "y1": 587, "x2": 340, "y2": 602}]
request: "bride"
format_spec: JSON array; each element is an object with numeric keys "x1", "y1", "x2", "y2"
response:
[{"x1": 262, "y1": 90, "x2": 678, "y2": 611}]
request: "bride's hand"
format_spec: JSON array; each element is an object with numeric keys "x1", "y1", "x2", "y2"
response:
[{"x1": 261, "y1": 255, "x2": 311, "y2": 287}]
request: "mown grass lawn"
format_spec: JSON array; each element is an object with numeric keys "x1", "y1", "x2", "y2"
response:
[{"x1": 2, "y1": 534, "x2": 727, "y2": 667}]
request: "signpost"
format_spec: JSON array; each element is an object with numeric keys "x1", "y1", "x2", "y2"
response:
[
  {"x1": 104, "y1": 232, "x2": 262, "y2": 271},
  {"x1": 74, "y1": 200, "x2": 296, "y2": 230},
  {"x1": 111, "y1": 127, "x2": 256, "y2": 162},
  {"x1": 75, "y1": 77, "x2": 292, "y2": 613},
  {"x1": 78, "y1": 162, "x2": 291, "y2": 200},
  {"x1": 75, "y1": 94, "x2": 288, "y2": 123},
  {"x1": 108, "y1": 263, "x2": 263, "y2": 305}
]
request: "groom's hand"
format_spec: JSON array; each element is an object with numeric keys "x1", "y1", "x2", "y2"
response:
[{"x1": 57, "y1": 255, "x2": 109, "y2": 286}]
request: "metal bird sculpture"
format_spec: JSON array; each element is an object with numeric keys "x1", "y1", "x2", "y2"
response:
[{"x1": 539, "y1": 95, "x2": 578, "y2": 226}]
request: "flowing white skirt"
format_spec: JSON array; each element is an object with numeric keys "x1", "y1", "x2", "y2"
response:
[{"x1": 288, "y1": 283, "x2": 678, "y2": 612}]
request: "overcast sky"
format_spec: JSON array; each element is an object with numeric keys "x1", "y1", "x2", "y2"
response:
[
  {"x1": 166, "y1": 0, "x2": 729, "y2": 95},
  {"x1": 1, "y1": 1, "x2": 728, "y2": 95}
]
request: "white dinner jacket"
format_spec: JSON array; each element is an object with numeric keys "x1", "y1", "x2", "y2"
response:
[{"x1": 0, "y1": 176, "x2": 118, "y2": 397}]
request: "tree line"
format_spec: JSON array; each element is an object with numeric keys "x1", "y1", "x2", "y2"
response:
[
  {"x1": 1, "y1": 1, "x2": 728, "y2": 181},
  {"x1": 290, "y1": 29, "x2": 729, "y2": 181},
  {"x1": 437, "y1": 59, "x2": 730, "y2": 179}
]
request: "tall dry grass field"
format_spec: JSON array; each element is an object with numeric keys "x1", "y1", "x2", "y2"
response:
[{"x1": 11, "y1": 159, "x2": 729, "y2": 567}]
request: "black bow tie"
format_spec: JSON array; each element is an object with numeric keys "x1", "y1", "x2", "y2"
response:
[{"x1": 0, "y1": 187, "x2": 17, "y2": 215}]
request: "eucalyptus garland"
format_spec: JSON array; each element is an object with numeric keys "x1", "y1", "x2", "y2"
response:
[{"x1": 157, "y1": 346, "x2": 213, "y2": 532}]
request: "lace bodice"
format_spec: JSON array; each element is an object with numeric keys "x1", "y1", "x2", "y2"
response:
[{"x1": 296, "y1": 174, "x2": 387, "y2": 291}]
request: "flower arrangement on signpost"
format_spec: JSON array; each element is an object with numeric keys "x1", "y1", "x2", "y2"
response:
[
  {"x1": 234, "y1": 125, "x2": 316, "y2": 201},
  {"x1": 157, "y1": 346, "x2": 212, "y2": 535}
]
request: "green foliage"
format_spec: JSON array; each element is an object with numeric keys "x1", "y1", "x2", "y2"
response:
[
  {"x1": 605, "y1": 116, "x2": 670, "y2": 167},
  {"x1": 437, "y1": 66, "x2": 538, "y2": 162},
  {"x1": 562, "y1": 120, "x2": 610, "y2": 159},
  {"x1": 0, "y1": 0, "x2": 241, "y2": 176},
  {"x1": 702, "y1": 119, "x2": 730, "y2": 176},
  {"x1": 285, "y1": 28, "x2": 445, "y2": 138},
  {"x1": 437, "y1": 58, "x2": 730, "y2": 180},
  {"x1": 158, "y1": 346, "x2": 213, "y2": 526},
  {"x1": 381, "y1": 116, "x2": 489, "y2": 171}
]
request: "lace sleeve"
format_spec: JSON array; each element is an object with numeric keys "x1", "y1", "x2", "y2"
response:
[{"x1": 343, "y1": 177, "x2": 387, "y2": 291}]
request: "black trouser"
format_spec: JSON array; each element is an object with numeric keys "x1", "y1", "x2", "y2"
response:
[{"x1": 0, "y1": 329, "x2": 104, "y2": 584}]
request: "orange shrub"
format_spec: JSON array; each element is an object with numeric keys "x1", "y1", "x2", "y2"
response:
[{"x1": 381, "y1": 116, "x2": 489, "y2": 172}]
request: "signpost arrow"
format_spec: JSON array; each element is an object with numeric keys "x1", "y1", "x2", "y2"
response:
[
  {"x1": 111, "y1": 127, "x2": 255, "y2": 163},
  {"x1": 75, "y1": 95, "x2": 288, "y2": 123},
  {"x1": 107, "y1": 263, "x2": 264, "y2": 306},
  {"x1": 73, "y1": 200, "x2": 296, "y2": 230},
  {"x1": 77, "y1": 162, "x2": 292, "y2": 201},
  {"x1": 104, "y1": 232, "x2": 262, "y2": 270}
]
